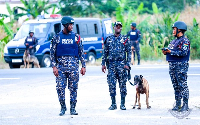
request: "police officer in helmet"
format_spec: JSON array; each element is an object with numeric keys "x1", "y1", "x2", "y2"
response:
[
  {"x1": 24, "y1": 30, "x2": 38, "y2": 68},
  {"x1": 50, "y1": 16, "x2": 86, "y2": 116},
  {"x1": 127, "y1": 22, "x2": 141, "y2": 65},
  {"x1": 162, "y1": 21, "x2": 190, "y2": 112}
]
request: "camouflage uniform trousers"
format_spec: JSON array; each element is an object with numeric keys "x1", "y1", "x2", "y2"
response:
[
  {"x1": 56, "y1": 60, "x2": 79, "y2": 103},
  {"x1": 169, "y1": 61, "x2": 189, "y2": 101},
  {"x1": 107, "y1": 61, "x2": 127, "y2": 97}
]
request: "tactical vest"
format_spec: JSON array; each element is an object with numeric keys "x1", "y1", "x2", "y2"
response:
[
  {"x1": 56, "y1": 31, "x2": 78, "y2": 57},
  {"x1": 26, "y1": 36, "x2": 36, "y2": 46},
  {"x1": 129, "y1": 29, "x2": 139, "y2": 41},
  {"x1": 166, "y1": 36, "x2": 190, "y2": 62}
]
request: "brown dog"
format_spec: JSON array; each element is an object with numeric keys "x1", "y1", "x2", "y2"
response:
[
  {"x1": 131, "y1": 46, "x2": 135, "y2": 65},
  {"x1": 132, "y1": 75, "x2": 151, "y2": 109},
  {"x1": 23, "y1": 49, "x2": 40, "y2": 68}
]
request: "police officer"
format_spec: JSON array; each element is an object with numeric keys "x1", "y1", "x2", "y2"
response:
[
  {"x1": 102, "y1": 21, "x2": 131, "y2": 110},
  {"x1": 127, "y1": 22, "x2": 141, "y2": 65},
  {"x1": 50, "y1": 16, "x2": 86, "y2": 116},
  {"x1": 162, "y1": 21, "x2": 190, "y2": 112},
  {"x1": 24, "y1": 30, "x2": 38, "y2": 68}
]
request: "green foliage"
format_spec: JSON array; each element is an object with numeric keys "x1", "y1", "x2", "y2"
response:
[
  {"x1": 124, "y1": 0, "x2": 196, "y2": 14},
  {"x1": 0, "y1": 18, "x2": 13, "y2": 43},
  {"x1": 18, "y1": 0, "x2": 57, "y2": 19},
  {"x1": 0, "y1": 3, "x2": 19, "y2": 26},
  {"x1": 58, "y1": 0, "x2": 83, "y2": 16},
  {"x1": 99, "y1": 0, "x2": 119, "y2": 17},
  {"x1": 0, "y1": 41, "x2": 6, "y2": 60},
  {"x1": 0, "y1": 18, "x2": 13, "y2": 60},
  {"x1": 140, "y1": 33, "x2": 154, "y2": 61},
  {"x1": 186, "y1": 18, "x2": 200, "y2": 59},
  {"x1": 152, "y1": 2, "x2": 159, "y2": 14}
]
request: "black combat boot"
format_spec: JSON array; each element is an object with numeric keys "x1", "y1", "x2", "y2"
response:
[
  {"x1": 138, "y1": 59, "x2": 140, "y2": 65},
  {"x1": 70, "y1": 101, "x2": 78, "y2": 115},
  {"x1": 59, "y1": 100, "x2": 66, "y2": 116},
  {"x1": 180, "y1": 98, "x2": 189, "y2": 112},
  {"x1": 120, "y1": 96, "x2": 126, "y2": 110},
  {"x1": 172, "y1": 100, "x2": 181, "y2": 111},
  {"x1": 108, "y1": 96, "x2": 117, "y2": 110}
]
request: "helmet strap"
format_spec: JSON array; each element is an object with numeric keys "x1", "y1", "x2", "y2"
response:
[
  {"x1": 175, "y1": 28, "x2": 181, "y2": 37},
  {"x1": 63, "y1": 24, "x2": 70, "y2": 33}
]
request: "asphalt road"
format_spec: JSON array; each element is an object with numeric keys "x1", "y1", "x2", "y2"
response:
[{"x1": 0, "y1": 64, "x2": 200, "y2": 125}]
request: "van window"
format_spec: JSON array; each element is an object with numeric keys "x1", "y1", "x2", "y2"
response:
[
  {"x1": 80, "y1": 24, "x2": 88, "y2": 35},
  {"x1": 76, "y1": 24, "x2": 80, "y2": 34},
  {"x1": 13, "y1": 23, "x2": 50, "y2": 40},
  {"x1": 94, "y1": 24, "x2": 98, "y2": 34},
  {"x1": 54, "y1": 23, "x2": 61, "y2": 34}
]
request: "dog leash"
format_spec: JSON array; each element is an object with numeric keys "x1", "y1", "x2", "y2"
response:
[{"x1": 126, "y1": 67, "x2": 136, "y2": 86}]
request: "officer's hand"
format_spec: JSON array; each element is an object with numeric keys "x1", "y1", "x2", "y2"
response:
[
  {"x1": 124, "y1": 65, "x2": 129, "y2": 70},
  {"x1": 136, "y1": 40, "x2": 138, "y2": 43},
  {"x1": 53, "y1": 67, "x2": 58, "y2": 77},
  {"x1": 80, "y1": 67, "x2": 86, "y2": 76},
  {"x1": 102, "y1": 65, "x2": 106, "y2": 73},
  {"x1": 165, "y1": 49, "x2": 171, "y2": 54},
  {"x1": 162, "y1": 50, "x2": 167, "y2": 55},
  {"x1": 26, "y1": 43, "x2": 29, "y2": 46},
  {"x1": 29, "y1": 46, "x2": 33, "y2": 49},
  {"x1": 162, "y1": 49, "x2": 171, "y2": 55}
]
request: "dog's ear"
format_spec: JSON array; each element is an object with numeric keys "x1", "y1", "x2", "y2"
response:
[{"x1": 140, "y1": 75, "x2": 143, "y2": 79}]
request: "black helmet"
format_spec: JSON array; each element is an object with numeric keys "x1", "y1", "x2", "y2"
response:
[
  {"x1": 130, "y1": 22, "x2": 136, "y2": 27},
  {"x1": 114, "y1": 21, "x2": 122, "y2": 27},
  {"x1": 172, "y1": 21, "x2": 187, "y2": 31},
  {"x1": 29, "y1": 30, "x2": 34, "y2": 34},
  {"x1": 61, "y1": 16, "x2": 74, "y2": 25}
]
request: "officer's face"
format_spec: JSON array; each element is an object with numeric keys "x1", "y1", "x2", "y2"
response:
[
  {"x1": 29, "y1": 33, "x2": 34, "y2": 37},
  {"x1": 114, "y1": 24, "x2": 122, "y2": 34},
  {"x1": 67, "y1": 23, "x2": 73, "y2": 31},
  {"x1": 172, "y1": 27, "x2": 177, "y2": 36}
]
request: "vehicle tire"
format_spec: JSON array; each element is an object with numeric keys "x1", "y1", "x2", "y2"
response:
[
  {"x1": 9, "y1": 63, "x2": 20, "y2": 69},
  {"x1": 41, "y1": 54, "x2": 51, "y2": 68},
  {"x1": 87, "y1": 52, "x2": 96, "y2": 64}
]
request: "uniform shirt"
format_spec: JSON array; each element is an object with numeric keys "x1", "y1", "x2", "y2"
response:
[
  {"x1": 127, "y1": 29, "x2": 141, "y2": 41},
  {"x1": 50, "y1": 31, "x2": 86, "y2": 68},
  {"x1": 166, "y1": 35, "x2": 190, "y2": 62},
  {"x1": 101, "y1": 34, "x2": 131, "y2": 67}
]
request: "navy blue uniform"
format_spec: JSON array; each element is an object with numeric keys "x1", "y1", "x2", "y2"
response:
[
  {"x1": 166, "y1": 35, "x2": 190, "y2": 103},
  {"x1": 127, "y1": 29, "x2": 141, "y2": 61},
  {"x1": 24, "y1": 36, "x2": 38, "y2": 55},
  {"x1": 50, "y1": 31, "x2": 86, "y2": 104},
  {"x1": 102, "y1": 34, "x2": 131, "y2": 97}
]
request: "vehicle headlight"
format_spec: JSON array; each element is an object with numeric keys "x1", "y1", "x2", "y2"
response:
[
  {"x1": 4, "y1": 45, "x2": 8, "y2": 54},
  {"x1": 36, "y1": 45, "x2": 40, "y2": 52}
]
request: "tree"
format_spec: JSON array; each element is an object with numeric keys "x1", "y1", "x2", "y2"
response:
[
  {"x1": 98, "y1": 0, "x2": 119, "y2": 17},
  {"x1": 17, "y1": 0, "x2": 57, "y2": 19},
  {"x1": 81, "y1": 0, "x2": 103, "y2": 17},
  {"x1": 57, "y1": 0, "x2": 83, "y2": 16}
]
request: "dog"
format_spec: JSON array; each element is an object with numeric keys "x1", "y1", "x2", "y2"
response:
[
  {"x1": 23, "y1": 49, "x2": 40, "y2": 68},
  {"x1": 131, "y1": 46, "x2": 135, "y2": 65},
  {"x1": 132, "y1": 75, "x2": 151, "y2": 109}
]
